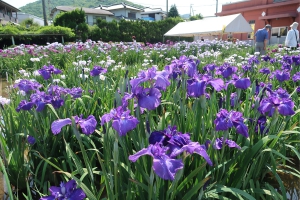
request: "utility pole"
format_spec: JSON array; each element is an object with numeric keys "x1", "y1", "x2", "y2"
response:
[
  {"x1": 166, "y1": 0, "x2": 168, "y2": 18},
  {"x1": 190, "y1": 4, "x2": 193, "y2": 17},
  {"x1": 42, "y1": 0, "x2": 48, "y2": 26},
  {"x1": 216, "y1": 0, "x2": 218, "y2": 15}
]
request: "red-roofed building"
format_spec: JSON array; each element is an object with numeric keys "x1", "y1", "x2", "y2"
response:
[{"x1": 217, "y1": 0, "x2": 300, "y2": 44}]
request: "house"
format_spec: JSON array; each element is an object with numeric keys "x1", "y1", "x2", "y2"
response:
[
  {"x1": 12, "y1": 13, "x2": 45, "y2": 26},
  {"x1": 50, "y1": 6, "x2": 115, "y2": 25},
  {"x1": 141, "y1": 7, "x2": 166, "y2": 21},
  {"x1": 95, "y1": 2, "x2": 143, "y2": 20},
  {"x1": 216, "y1": 0, "x2": 300, "y2": 44},
  {"x1": 0, "y1": 0, "x2": 20, "y2": 25}
]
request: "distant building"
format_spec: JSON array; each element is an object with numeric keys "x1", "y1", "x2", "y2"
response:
[
  {"x1": 217, "y1": 0, "x2": 300, "y2": 44},
  {"x1": 0, "y1": 0, "x2": 20, "y2": 25},
  {"x1": 50, "y1": 6, "x2": 115, "y2": 25},
  {"x1": 12, "y1": 13, "x2": 45, "y2": 26},
  {"x1": 141, "y1": 7, "x2": 166, "y2": 21},
  {"x1": 95, "y1": 2, "x2": 143, "y2": 20}
]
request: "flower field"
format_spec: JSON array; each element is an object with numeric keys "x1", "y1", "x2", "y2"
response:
[{"x1": 0, "y1": 40, "x2": 299, "y2": 200}]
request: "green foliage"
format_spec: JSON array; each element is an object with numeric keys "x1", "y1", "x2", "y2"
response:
[
  {"x1": 88, "y1": 17, "x2": 185, "y2": 43},
  {"x1": 168, "y1": 4, "x2": 180, "y2": 18},
  {"x1": 53, "y1": 9, "x2": 88, "y2": 41},
  {"x1": 19, "y1": 0, "x2": 144, "y2": 19},
  {"x1": 0, "y1": 25, "x2": 21, "y2": 34},
  {"x1": 189, "y1": 13, "x2": 204, "y2": 21},
  {"x1": 20, "y1": 18, "x2": 41, "y2": 28},
  {"x1": 37, "y1": 25, "x2": 75, "y2": 39}
]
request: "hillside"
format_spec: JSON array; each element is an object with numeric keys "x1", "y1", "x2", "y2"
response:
[{"x1": 19, "y1": 0, "x2": 144, "y2": 19}]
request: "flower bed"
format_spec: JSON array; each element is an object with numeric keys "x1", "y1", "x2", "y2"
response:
[{"x1": 0, "y1": 39, "x2": 299, "y2": 199}]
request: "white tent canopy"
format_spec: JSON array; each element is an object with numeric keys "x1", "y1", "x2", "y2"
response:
[{"x1": 164, "y1": 13, "x2": 253, "y2": 37}]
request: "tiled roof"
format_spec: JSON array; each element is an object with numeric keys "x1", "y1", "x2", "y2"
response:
[{"x1": 51, "y1": 6, "x2": 114, "y2": 17}]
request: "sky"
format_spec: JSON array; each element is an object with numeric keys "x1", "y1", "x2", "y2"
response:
[{"x1": 7, "y1": 0, "x2": 242, "y2": 16}]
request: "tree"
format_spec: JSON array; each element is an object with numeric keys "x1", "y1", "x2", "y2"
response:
[
  {"x1": 168, "y1": 4, "x2": 179, "y2": 18},
  {"x1": 189, "y1": 13, "x2": 203, "y2": 21},
  {"x1": 53, "y1": 8, "x2": 88, "y2": 41}
]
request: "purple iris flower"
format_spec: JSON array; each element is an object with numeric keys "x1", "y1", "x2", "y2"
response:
[
  {"x1": 247, "y1": 56, "x2": 260, "y2": 65},
  {"x1": 68, "y1": 87, "x2": 83, "y2": 99},
  {"x1": 259, "y1": 96, "x2": 295, "y2": 116},
  {"x1": 148, "y1": 126, "x2": 213, "y2": 166},
  {"x1": 213, "y1": 137, "x2": 241, "y2": 150},
  {"x1": 216, "y1": 63, "x2": 237, "y2": 79},
  {"x1": 187, "y1": 74, "x2": 224, "y2": 97},
  {"x1": 129, "y1": 143, "x2": 184, "y2": 181},
  {"x1": 14, "y1": 79, "x2": 42, "y2": 94},
  {"x1": 16, "y1": 100, "x2": 34, "y2": 112},
  {"x1": 214, "y1": 109, "x2": 249, "y2": 138},
  {"x1": 101, "y1": 106, "x2": 139, "y2": 136},
  {"x1": 203, "y1": 63, "x2": 217, "y2": 75},
  {"x1": 230, "y1": 92, "x2": 237, "y2": 107},
  {"x1": 255, "y1": 116, "x2": 268, "y2": 134},
  {"x1": 27, "y1": 135, "x2": 36, "y2": 145},
  {"x1": 130, "y1": 66, "x2": 170, "y2": 91},
  {"x1": 90, "y1": 65, "x2": 107, "y2": 76},
  {"x1": 133, "y1": 86, "x2": 162, "y2": 110},
  {"x1": 262, "y1": 55, "x2": 271, "y2": 62},
  {"x1": 30, "y1": 91, "x2": 52, "y2": 112},
  {"x1": 226, "y1": 74, "x2": 251, "y2": 90},
  {"x1": 297, "y1": 86, "x2": 300, "y2": 93},
  {"x1": 259, "y1": 68, "x2": 271, "y2": 74},
  {"x1": 40, "y1": 179, "x2": 86, "y2": 200},
  {"x1": 51, "y1": 115, "x2": 97, "y2": 135},
  {"x1": 38, "y1": 65, "x2": 62, "y2": 80},
  {"x1": 272, "y1": 70, "x2": 290, "y2": 82},
  {"x1": 292, "y1": 72, "x2": 300, "y2": 82}
]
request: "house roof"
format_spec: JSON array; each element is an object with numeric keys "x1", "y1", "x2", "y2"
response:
[
  {"x1": 50, "y1": 6, "x2": 114, "y2": 17},
  {"x1": 0, "y1": 0, "x2": 20, "y2": 12},
  {"x1": 95, "y1": 2, "x2": 143, "y2": 12},
  {"x1": 164, "y1": 13, "x2": 253, "y2": 37}
]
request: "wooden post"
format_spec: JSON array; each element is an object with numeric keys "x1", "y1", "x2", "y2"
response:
[
  {"x1": 11, "y1": 36, "x2": 15, "y2": 45},
  {"x1": 61, "y1": 35, "x2": 64, "y2": 44}
]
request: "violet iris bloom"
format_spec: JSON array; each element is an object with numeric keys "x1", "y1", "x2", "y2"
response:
[
  {"x1": 216, "y1": 63, "x2": 238, "y2": 79},
  {"x1": 230, "y1": 92, "x2": 237, "y2": 107},
  {"x1": 14, "y1": 79, "x2": 42, "y2": 94},
  {"x1": 187, "y1": 74, "x2": 224, "y2": 98},
  {"x1": 133, "y1": 86, "x2": 162, "y2": 110},
  {"x1": 213, "y1": 137, "x2": 241, "y2": 150},
  {"x1": 51, "y1": 115, "x2": 97, "y2": 135},
  {"x1": 27, "y1": 135, "x2": 36, "y2": 145},
  {"x1": 227, "y1": 74, "x2": 251, "y2": 90},
  {"x1": 259, "y1": 88, "x2": 295, "y2": 116},
  {"x1": 272, "y1": 70, "x2": 290, "y2": 82},
  {"x1": 40, "y1": 179, "x2": 86, "y2": 200},
  {"x1": 101, "y1": 106, "x2": 139, "y2": 136},
  {"x1": 292, "y1": 72, "x2": 300, "y2": 82},
  {"x1": 259, "y1": 68, "x2": 271, "y2": 74},
  {"x1": 16, "y1": 100, "x2": 34, "y2": 112},
  {"x1": 38, "y1": 65, "x2": 62, "y2": 80},
  {"x1": 148, "y1": 126, "x2": 213, "y2": 166},
  {"x1": 255, "y1": 116, "x2": 268, "y2": 134},
  {"x1": 214, "y1": 109, "x2": 249, "y2": 138},
  {"x1": 90, "y1": 65, "x2": 107, "y2": 76},
  {"x1": 130, "y1": 66, "x2": 170, "y2": 91},
  {"x1": 129, "y1": 143, "x2": 183, "y2": 181}
]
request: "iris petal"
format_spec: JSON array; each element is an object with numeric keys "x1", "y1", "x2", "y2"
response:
[{"x1": 51, "y1": 118, "x2": 72, "y2": 135}]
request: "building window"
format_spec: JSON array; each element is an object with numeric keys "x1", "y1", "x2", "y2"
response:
[
  {"x1": 248, "y1": 20, "x2": 255, "y2": 39},
  {"x1": 128, "y1": 12, "x2": 136, "y2": 19},
  {"x1": 273, "y1": 0, "x2": 286, "y2": 2}
]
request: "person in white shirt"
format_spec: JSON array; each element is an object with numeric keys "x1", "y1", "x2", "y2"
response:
[{"x1": 285, "y1": 22, "x2": 299, "y2": 50}]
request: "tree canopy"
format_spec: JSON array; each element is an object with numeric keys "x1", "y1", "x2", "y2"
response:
[
  {"x1": 168, "y1": 4, "x2": 179, "y2": 18},
  {"x1": 189, "y1": 14, "x2": 204, "y2": 21}
]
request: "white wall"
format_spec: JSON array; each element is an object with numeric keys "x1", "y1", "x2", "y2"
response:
[{"x1": 12, "y1": 13, "x2": 44, "y2": 26}]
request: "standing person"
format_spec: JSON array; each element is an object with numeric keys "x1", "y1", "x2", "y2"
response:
[
  {"x1": 285, "y1": 22, "x2": 299, "y2": 50},
  {"x1": 254, "y1": 24, "x2": 271, "y2": 55}
]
